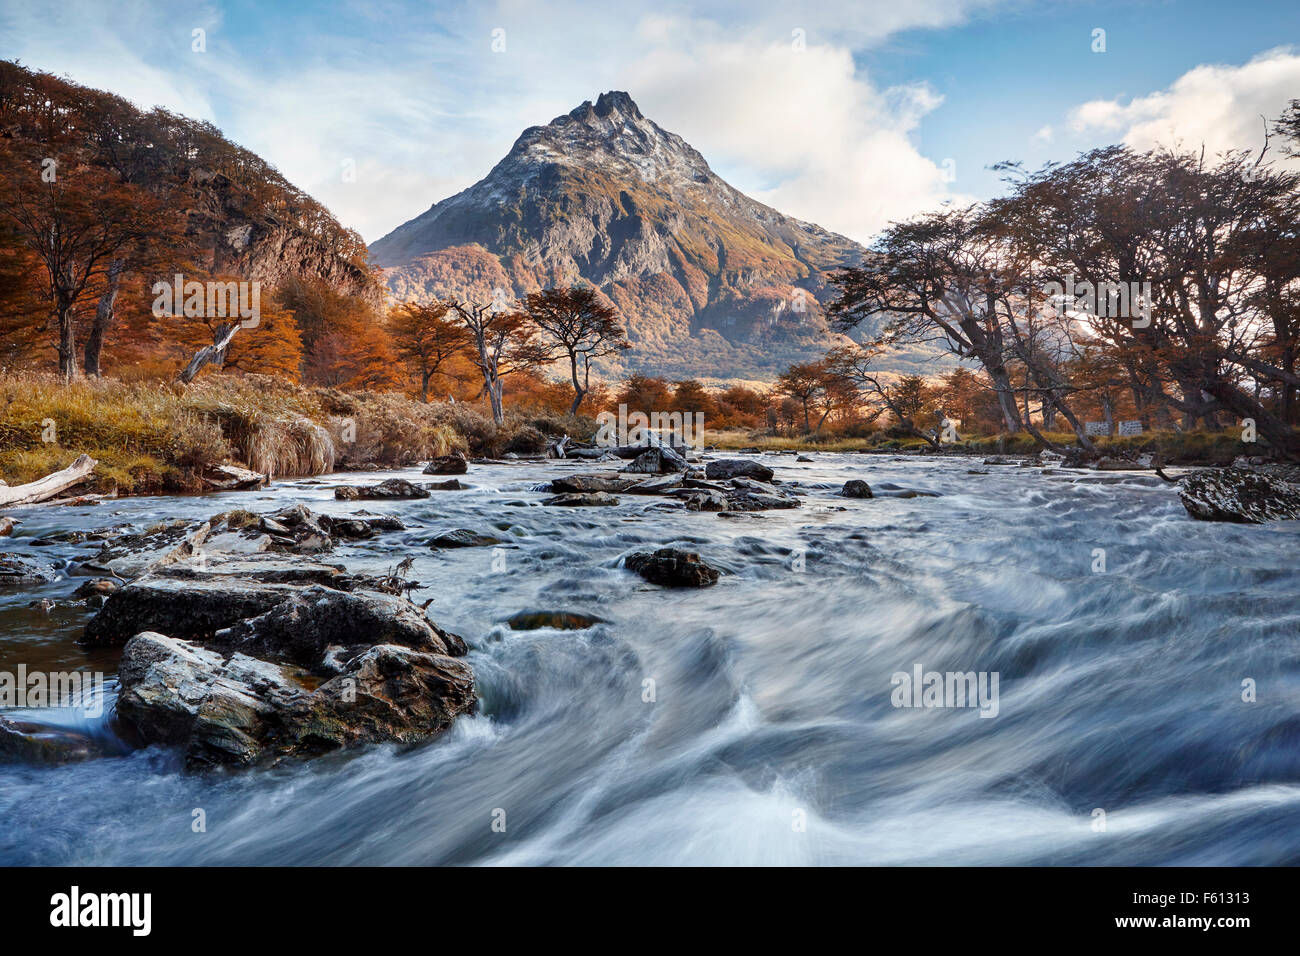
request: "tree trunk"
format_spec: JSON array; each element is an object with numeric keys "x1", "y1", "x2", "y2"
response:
[
  {"x1": 177, "y1": 322, "x2": 241, "y2": 385},
  {"x1": 84, "y1": 259, "x2": 125, "y2": 377},
  {"x1": 0, "y1": 454, "x2": 97, "y2": 506},
  {"x1": 56, "y1": 298, "x2": 78, "y2": 384},
  {"x1": 567, "y1": 352, "x2": 585, "y2": 416}
]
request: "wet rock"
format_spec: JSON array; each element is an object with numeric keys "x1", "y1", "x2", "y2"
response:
[
  {"x1": 504, "y1": 609, "x2": 608, "y2": 631},
  {"x1": 626, "y1": 446, "x2": 688, "y2": 474},
  {"x1": 1179, "y1": 468, "x2": 1300, "y2": 523},
  {"x1": 115, "y1": 632, "x2": 475, "y2": 770},
  {"x1": 335, "y1": 479, "x2": 430, "y2": 500},
  {"x1": 982, "y1": 456, "x2": 1019, "y2": 465},
  {"x1": 550, "y1": 474, "x2": 638, "y2": 494},
  {"x1": 840, "y1": 480, "x2": 873, "y2": 498},
  {"x1": 705, "y1": 459, "x2": 774, "y2": 482},
  {"x1": 425, "y1": 478, "x2": 464, "y2": 491},
  {"x1": 0, "y1": 554, "x2": 57, "y2": 586},
  {"x1": 796, "y1": 455, "x2": 814, "y2": 462},
  {"x1": 423, "y1": 453, "x2": 468, "y2": 475},
  {"x1": 82, "y1": 575, "x2": 302, "y2": 645},
  {"x1": 428, "y1": 529, "x2": 504, "y2": 549},
  {"x1": 202, "y1": 463, "x2": 267, "y2": 491},
  {"x1": 624, "y1": 548, "x2": 721, "y2": 588},
  {"x1": 726, "y1": 492, "x2": 800, "y2": 512},
  {"x1": 683, "y1": 491, "x2": 730, "y2": 512},
  {"x1": 0, "y1": 717, "x2": 108, "y2": 765},
  {"x1": 214, "y1": 585, "x2": 467, "y2": 668},
  {"x1": 625, "y1": 475, "x2": 685, "y2": 495},
  {"x1": 542, "y1": 492, "x2": 620, "y2": 506},
  {"x1": 72, "y1": 578, "x2": 119, "y2": 605}
]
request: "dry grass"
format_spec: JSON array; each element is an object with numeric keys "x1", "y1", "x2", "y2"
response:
[{"x1": 0, "y1": 372, "x2": 593, "y2": 495}]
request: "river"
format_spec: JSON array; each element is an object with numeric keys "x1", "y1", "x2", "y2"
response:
[{"x1": 2, "y1": 453, "x2": 1298, "y2": 865}]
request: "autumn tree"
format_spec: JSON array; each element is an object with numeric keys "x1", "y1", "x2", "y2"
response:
[
  {"x1": 449, "y1": 297, "x2": 554, "y2": 424},
  {"x1": 388, "y1": 300, "x2": 470, "y2": 401},
  {"x1": 522, "y1": 286, "x2": 629, "y2": 414},
  {"x1": 0, "y1": 143, "x2": 168, "y2": 382}
]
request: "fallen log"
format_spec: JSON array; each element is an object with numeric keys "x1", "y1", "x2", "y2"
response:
[{"x1": 0, "y1": 454, "x2": 97, "y2": 507}]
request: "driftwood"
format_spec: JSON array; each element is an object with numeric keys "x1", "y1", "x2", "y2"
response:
[{"x1": 0, "y1": 454, "x2": 97, "y2": 506}]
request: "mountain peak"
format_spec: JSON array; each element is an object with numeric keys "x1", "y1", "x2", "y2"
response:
[
  {"x1": 568, "y1": 90, "x2": 643, "y2": 124},
  {"x1": 370, "y1": 93, "x2": 874, "y2": 379}
]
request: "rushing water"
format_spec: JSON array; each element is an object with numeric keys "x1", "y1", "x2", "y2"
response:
[{"x1": 1, "y1": 453, "x2": 1298, "y2": 866}]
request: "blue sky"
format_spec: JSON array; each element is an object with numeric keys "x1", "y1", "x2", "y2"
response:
[{"x1": 1, "y1": 0, "x2": 1297, "y2": 244}]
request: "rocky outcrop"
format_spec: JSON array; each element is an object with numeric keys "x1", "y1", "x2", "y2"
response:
[
  {"x1": 1179, "y1": 468, "x2": 1300, "y2": 523},
  {"x1": 624, "y1": 548, "x2": 721, "y2": 588}
]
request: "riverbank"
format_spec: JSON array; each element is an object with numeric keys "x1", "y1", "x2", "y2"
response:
[{"x1": 0, "y1": 373, "x2": 590, "y2": 496}]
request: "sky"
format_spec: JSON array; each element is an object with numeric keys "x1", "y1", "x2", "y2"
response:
[{"x1": 1, "y1": 0, "x2": 1298, "y2": 246}]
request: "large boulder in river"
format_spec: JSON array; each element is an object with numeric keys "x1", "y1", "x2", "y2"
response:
[
  {"x1": 1179, "y1": 468, "x2": 1300, "y2": 523},
  {"x1": 705, "y1": 459, "x2": 774, "y2": 482},
  {"x1": 550, "y1": 474, "x2": 638, "y2": 494},
  {"x1": 116, "y1": 632, "x2": 475, "y2": 770},
  {"x1": 626, "y1": 446, "x2": 688, "y2": 474},
  {"x1": 214, "y1": 585, "x2": 468, "y2": 667},
  {"x1": 624, "y1": 548, "x2": 720, "y2": 587},
  {"x1": 841, "y1": 480, "x2": 873, "y2": 498},
  {"x1": 82, "y1": 575, "x2": 302, "y2": 645}
]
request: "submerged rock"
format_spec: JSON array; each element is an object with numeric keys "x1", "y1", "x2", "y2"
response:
[
  {"x1": 1179, "y1": 468, "x2": 1300, "y2": 523},
  {"x1": 624, "y1": 548, "x2": 721, "y2": 588},
  {"x1": 428, "y1": 528, "x2": 504, "y2": 549},
  {"x1": 705, "y1": 459, "x2": 774, "y2": 482},
  {"x1": 504, "y1": 609, "x2": 608, "y2": 631},
  {"x1": 0, "y1": 717, "x2": 109, "y2": 765}
]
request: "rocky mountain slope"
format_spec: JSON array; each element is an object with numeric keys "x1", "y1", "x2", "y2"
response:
[
  {"x1": 372, "y1": 92, "x2": 920, "y2": 380},
  {"x1": 0, "y1": 60, "x2": 378, "y2": 304}
]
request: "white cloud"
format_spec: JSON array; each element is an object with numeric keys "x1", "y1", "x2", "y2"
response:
[
  {"x1": 1067, "y1": 47, "x2": 1300, "y2": 161},
  {"x1": 620, "y1": 24, "x2": 955, "y2": 242},
  {"x1": 0, "y1": 0, "x2": 1001, "y2": 244}
]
